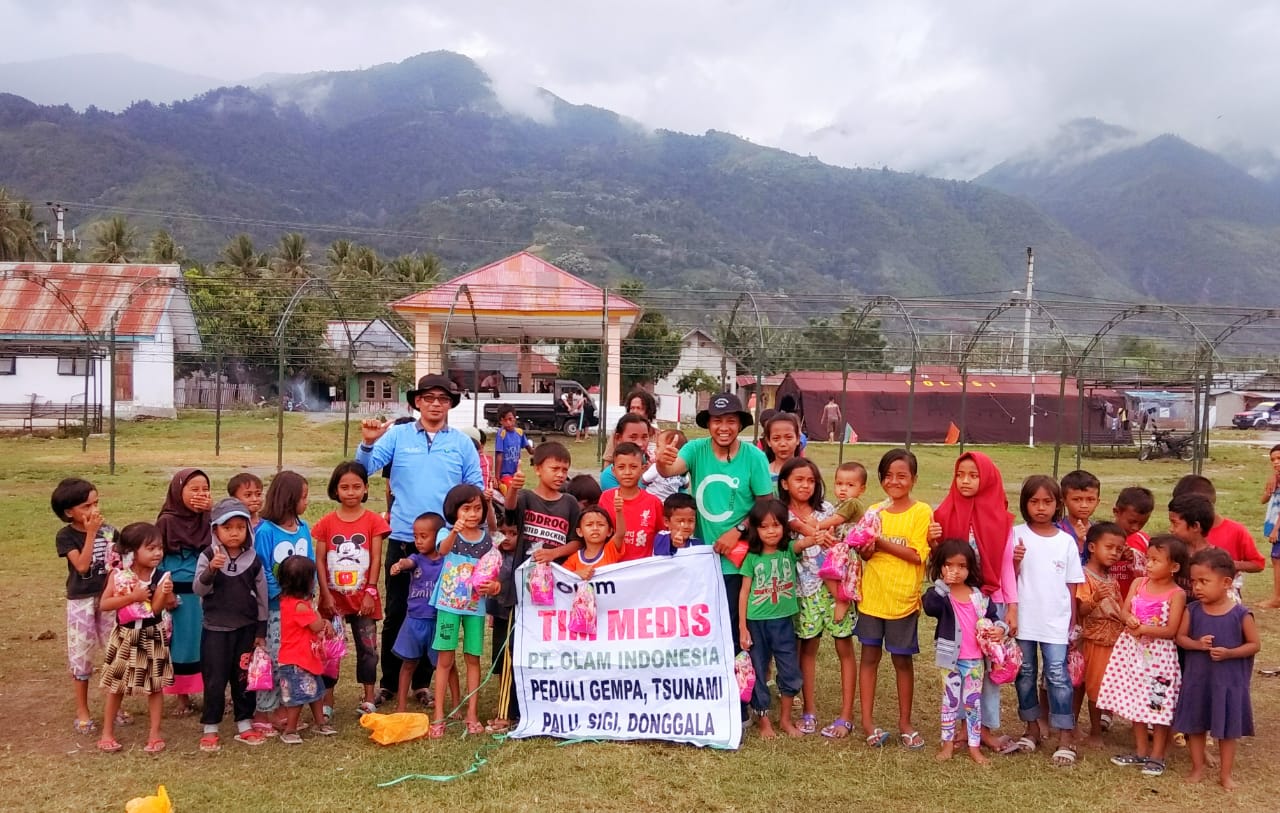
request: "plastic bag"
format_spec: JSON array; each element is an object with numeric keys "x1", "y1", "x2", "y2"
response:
[
  {"x1": 726, "y1": 539, "x2": 749, "y2": 568},
  {"x1": 114, "y1": 569, "x2": 153, "y2": 624},
  {"x1": 322, "y1": 618, "x2": 347, "y2": 680},
  {"x1": 844, "y1": 508, "x2": 881, "y2": 551},
  {"x1": 246, "y1": 645, "x2": 273, "y2": 691},
  {"x1": 568, "y1": 582, "x2": 597, "y2": 636},
  {"x1": 471, "y1": 547, "x2": 503, "y2": 589},
  {"x1": 817, "y1": 543, "x2": 849, "y2": 581},
  {"x1": 125, "y1": 785, "x2": 171, "y2": 813},
  {"x1": 977, "y1": 618, "x2": 1021, "y2": 685},
  {"x1": 359, "y1": 711, "x2": 432, "y2": 745},
  {"x1": 838, "y1": 555, "x2": 862, "y2": 603},
  {"x1": 1067, "y1": 646, "x2": 1085, "y2": 687},
  {"x1": 529, "y1": 562, "x2": 555, "y2": 606},
  {"x1": 734, "y1": 651, "x2": 756, "y2": 702}
]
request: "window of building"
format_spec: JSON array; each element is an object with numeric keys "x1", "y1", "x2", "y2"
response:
[
  {"x1": 382, "y1": 379, "x2": 393, "y2": 399},
  {"x1": 364, "y1": 379, "x2": 376, "y2": 400},
  {"x1": 57, "y1": 357, "x2": 93, "y2": 376},
  {"x1": 0, "y1": 357, "x2": 14, "y2": 375}
]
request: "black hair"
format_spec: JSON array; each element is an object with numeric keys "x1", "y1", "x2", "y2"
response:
[
  {"x1": 1019, "y1": 474, "x2": 1063, "y2": 523},
  {"x1": 877, "y1": 448, "x2": 918, "y2": 481},
  {"x1": 261, "y1": 470, "x2": 308, "y2": 524},
  {"x1": 624, "y1": 388, "x2": 658, "y2": 421},
  {"x1": 1114, "y1": 486, "x2": 1154, "y2": 514},
  {"x1": 745, "y1": 498, "x2": 790, "y2": 555},
  {"x1": 1085, "y1": 521, "x2": 1125, "y2": 558},
  {"x1": 578, "y1": 504, "x2": 615, "y2": 536},
  {"x1": 613, "y1": 413, "x2": 651, "y2": 440},
  {"x1": 657, "y1": 428, "x2": 688, "y2": 447},
  {"x1": 762, "y1": 412, "x2": 801, "y2": 463},
  {"x1": 117, "y1": 521, "x2": 162, "y2": 554},
  {"x1": 443, "y1": 483, "x2": 488, "y2": 526},
  {"x1": 612, "y1": 441, "x2": 645, "y2": 462},
  {"x1": 413, "y1": 512, "x2": 445, "y2": 532},
  {"x1": 532, "y1": 441, "x2": 572, "y2": 466},
  {"x1": 565, "y1": 474, "x2": 602, "y2": 506},
  {"x1": 1271, "y1": 443, "x2": 1280, "y2": 455},
  {"x1": 1189, "y1": 546, "x2": 1235, "y2": 579},
  {"x1": 777, "y1": 457, "x2": 825, "y2": 510},
  {"x1": 1147, "y1": 533, "x2": 1190, "y2": 582},
  {"x1": 663, "y1": 492, "x2": 697, "y2": 517},
  {"x1": 927, "y1": 538, "x2": 981, "y2": 587},
  {"x1": 327, "y1": 461, "x2": 369, "y2": 502},
  {"x1": 1167, "y1": 494, "x2": 1214, "y2": 535},
  {"x1": 1171, "y1": 474, "x2": 1216, "y2": 502},
  {"x1": 227, "y1": 472, "x2": 263, "y2": 498},
  {"x1": 496, "y1": 403, "x2": 516, "y2": 420},
  {"x1": 276, "y1": 554, "x2": 317, "y2": 599},
  {"x1": 836, "y1": 461, "x2": 868, "y2": 485},
  {"x1": 1060, "y1": 469, "x2": 1101, "y2": 494},
  {"x1": 51, "y1": 477, "x2": 96, "y2": 521}
]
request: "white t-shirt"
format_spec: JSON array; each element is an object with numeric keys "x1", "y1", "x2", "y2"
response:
[{"x1": 1013, "y1": 524, "x2": 1085, "y2": 645}]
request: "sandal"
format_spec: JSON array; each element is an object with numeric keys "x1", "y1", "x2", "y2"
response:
[
  {"x1": 865, "y1": 727, "x2": 891, "y2": 747},
  {"x1": 1141, "y1": 758, "x2": 1165, "y2": 777},
  {"x1": 73, "y1": 718, "x2": 98, "y2": 735},
  {"x1": 97, "y1": 738, "x2": 122, "y2": 753},
  {"x1": 821, "y1": 718, "x2": 853, "y2": 739},
  {"x1": 1110, "y1": 753, "x2": 1146, "y2": 767},
  {"x1": 900, "y1": 730, "x2": 925, "y2": 750},
  {"x1": 1051, "y1": 746, "x2": 1078, "y2": 767},
  {"x1": 199, "y1": 734, "x2": 221, "y2": 752},
  {"x1": 314, "y1": 724, "x2": 337, "y2": 736},
  {"x1": 280, "y1": 732, "x2": 303, "y2": 745},
  {"x1": 427, "y1": 721, "x2": 447, "y2": 739},
  {"x1": 374, "y1": 687, "x2": 394, "y2": 705},
  {"x1": 251, "y1": 722, "x2": 279, "y2": 737},
  {"x1": 170, "y1": 703, "x2": 195, "y2": 718},
  {"x1": 465, "y1": 721, "x2": 485, "y2": 736},
  {"x1": 798, "y1": 713, "x2": 818, "y2": 735},
  {"x1": 485, "y1": 718, "x2": 512, "y2": 734},
  {"x1": 1013, "y1": 736, "x2": 1039, "y2": 753},
  {"x1": 413, "y1": 688, "x2": 433, "y2": 707},
  {"x1": 144, "y1": 739, "x2": 166, "y2": 754},
  {"x1": 991, "y1": 735, "x2": 1021, "y2": 755},
  {"x1": 357, "y1": 701, "x2": 377, "y2": 716},
  {"x1": 234, "y1": 730, "x2": 266, "y2": 746}
]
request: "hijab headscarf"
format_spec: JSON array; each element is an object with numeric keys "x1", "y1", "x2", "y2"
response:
[
  {"x1": 933, "y1": 451, "x2": 1012, "y2": 596},
  {"x1": 157, "y1": 467, "x2": 211, "y2": 554}
]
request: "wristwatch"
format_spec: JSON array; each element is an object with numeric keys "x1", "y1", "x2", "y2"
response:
[{"x1": 364, "y1": 586, "x2": 379, "y2": 596}]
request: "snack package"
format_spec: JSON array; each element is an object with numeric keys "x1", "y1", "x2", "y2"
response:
[
  {"x1": 817, "y1": 543, "x2": 849, "y2": 581},
  {"x1": 246, "y1": 645, "x2": 273, "y2": 691},
  {"x1": 844, "y1": 507, "x2": 882, "y2": 551},
  {"x1": 529, "y1": 562, "x2": 555, "y2": 606},
  {"x1": 471, "y1": 547, "x2": 503, "y2": 590},
  {"x1": 726, "y1": 539, "x2": 749, "y2": 568},
  {"x1": 1067, "y1": 646, "x2": 1085, "y2": 687},
  {"x1": 734, "y1": 651, "x2": 756, "y2": 702},
  {"x1": 838, "y1": 555, "x2": 862, "y2": 603},
  {"x1": 322, "y1": 618, "x2": 347, "y2": 680},
  {"x1": 115, "y1": 568, "x2": 154, "y2": 625},
  {"x1": 567, "y1": 582, "x2": 597, "y2": 636},
  {"x1": 976, "y1": 618, "x2": 1021, "y2": 685}
]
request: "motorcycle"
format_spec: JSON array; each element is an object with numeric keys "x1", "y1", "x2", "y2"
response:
[{"x1": 1138, "y1": 428, "x2": 1197, "y2": 461}]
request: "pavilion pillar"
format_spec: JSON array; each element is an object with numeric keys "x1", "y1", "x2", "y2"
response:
[
  {"x1": 518, "y1": 341, "x2": 534, "y2": 394},
  {"x1": 606, "y1": 319, "x2": 623, "y2": 406},
  {"x1": 414, "y1": 318, "x2": 443, "y2": 379}
]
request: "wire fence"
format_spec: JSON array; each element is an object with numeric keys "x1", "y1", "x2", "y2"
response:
[{"x1": 2, "y1": 262, "x2": 1279, "y2": 477}]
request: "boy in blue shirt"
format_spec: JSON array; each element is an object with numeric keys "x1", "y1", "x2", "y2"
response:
[
  {"x1": 652, "y1": 493, "x2": 705, "y2": 556},
  {"x1": 495, "y1": 405, "x2": 535, "y2": 497}
]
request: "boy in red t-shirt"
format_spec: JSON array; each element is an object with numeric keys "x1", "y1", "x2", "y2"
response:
[
  {"x1": 600, "y1": 442, "x2": 664, "y2": 561},
  {"x1": 1110, "y1": 486, "x2": 1154, "y2": 600},
  {"x1": 1171, "y1": 475, "x2": 1266, "y2": 587}
]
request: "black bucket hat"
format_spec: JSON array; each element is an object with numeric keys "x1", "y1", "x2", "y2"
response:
[
  {"x1": 696, "y1": 391, "x2": 753, "y2": 429},
  {"x1": 407, "y1": 374, "x2": 461, "y2": 408}
]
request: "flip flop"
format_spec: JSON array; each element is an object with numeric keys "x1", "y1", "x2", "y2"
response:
[
  {"x1": 1013, "y1": 736, "x2": 1039, "y2": 753},
  {"x1": 465, "y1": 721, "x2": 485, "y2": 736},
  {"x1": 144, "y1": 739, "x2": 166, "y2": 754},
  {"x1": 900, "y1": 730, "x2": 925, "y2": 750},
  {"x1": 97, "y1": 738, "x2": 122, "y2": 753},
  {"x1": 865, "y1": 727, "x2": 891, "y2": 747},
  {"x1": 798, "y1": 713, "x2": 818, "y2": 735},
  {"x1": 821, "y1": 718, "x2": 853, "y2": 739},
  {"x1": 485, "y1": 719, "x2": 512, "y2": 734},
  {"x1": 994, "y1": 736, "x2": 1022, "y2": 755},
  {"x1": 428, "y1": 721, "x2": 447, "y2": 739},
  {"x1": 73, "y1": 718, "x2": 97, "y2": 735}
]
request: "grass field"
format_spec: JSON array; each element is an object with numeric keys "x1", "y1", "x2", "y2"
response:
[{"x1": 3, "y1": 413, "x2": 1277, "y2": 812}]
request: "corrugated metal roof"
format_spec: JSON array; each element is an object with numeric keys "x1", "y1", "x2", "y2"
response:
[
  {"x1": 393, "y1": 252, "x2": 640, "y2": 315},
  {"x1": 0, "y1": 263, "x2": 186, "y2": 339}
]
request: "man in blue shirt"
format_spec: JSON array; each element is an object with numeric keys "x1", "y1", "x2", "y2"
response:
[{"x1": 355, "y1": 374, "x2": 483, "y2": 703}]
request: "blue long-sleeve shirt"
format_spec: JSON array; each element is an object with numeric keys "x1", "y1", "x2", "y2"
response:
[{"x1": 355, "y1": 422, "x2": 484, "y2": 540}]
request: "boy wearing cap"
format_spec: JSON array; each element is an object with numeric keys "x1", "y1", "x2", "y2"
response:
[{"x1": 355, "y1": 374, "x2": 484, "y2": 703}]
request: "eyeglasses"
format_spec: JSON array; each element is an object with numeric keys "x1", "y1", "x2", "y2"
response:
[{"x1": 418, "y1": 393, "x2": 452, "y2": 404}]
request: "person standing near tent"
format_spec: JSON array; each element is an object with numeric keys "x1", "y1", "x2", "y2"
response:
[{"x1": 821, "y1": 397, "x2": 842, "y2": 442}]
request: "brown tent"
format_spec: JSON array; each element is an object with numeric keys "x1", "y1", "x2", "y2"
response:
[{"x1": 775, "y1": 368, "x2": 1123, "y2": 445}]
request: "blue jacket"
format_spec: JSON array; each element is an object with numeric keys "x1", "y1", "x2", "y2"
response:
[{"x1": 922, "y1": 580, "x2": 1005, "y2": 670}]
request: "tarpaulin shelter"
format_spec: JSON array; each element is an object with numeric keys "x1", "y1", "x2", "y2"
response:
[{"x1": 775, "y1": 369, "x2": 1122, "y2": 445}]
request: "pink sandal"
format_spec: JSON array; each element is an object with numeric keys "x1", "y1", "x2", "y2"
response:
[{"x1": 428, "y1": 721, "x2": 447, "y2": 739}]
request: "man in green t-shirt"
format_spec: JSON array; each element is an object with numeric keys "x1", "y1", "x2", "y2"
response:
[{"x1": 657, "y1": 392, "x2": 773, "y2": 659}]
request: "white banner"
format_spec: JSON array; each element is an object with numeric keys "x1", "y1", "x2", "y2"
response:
[{"x1": 510, "y1": 546, "x2": 741, "y2": 749}]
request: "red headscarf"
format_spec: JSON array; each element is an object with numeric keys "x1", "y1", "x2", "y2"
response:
[{"x1": 933, "y1": 451, "x2": 1012, "y2": 596}]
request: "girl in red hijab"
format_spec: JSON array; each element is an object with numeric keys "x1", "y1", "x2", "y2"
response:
[{"x1": 933, "y1": 451, "x2": 1021, "y2": 754}]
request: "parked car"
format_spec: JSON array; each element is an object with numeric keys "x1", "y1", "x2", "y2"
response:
[{"x1": 1232, "y1": 401, "x2": 1280, "y2": 429}]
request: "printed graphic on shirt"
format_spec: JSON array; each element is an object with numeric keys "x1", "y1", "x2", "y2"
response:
[
  {"x1": 326, "y1": 533, "x2": 370, "y2": 593},
  {"x1": 520, "y1": 510, "x2": 571, "y2": 551},
  {"x1": 749, "y1": 557, "x2": 795, "y2": 610}
]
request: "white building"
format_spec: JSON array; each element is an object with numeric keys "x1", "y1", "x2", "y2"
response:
[
  {"x1": 0, "y1": 263, "x2": 200, "y2": 422},
  {"x1": 654, "y1": 329, "x2": 739, "y2": 424}
]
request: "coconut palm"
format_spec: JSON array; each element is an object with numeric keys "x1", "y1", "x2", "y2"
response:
[
  {"x1": 271, "y1": 232, "x2": 310, "y2": 281},
  {"x1": 88, "y1": 215, "x2": 136, "y2": 263},
  {"x1": 148, "y1": 229, "x2": 184, "y2": 264},
  {"x1": 0, "y1": 189, "x2": 44, "y2": 260},
  {"x1": 220, "y1": 233, "x2": 266, "y2": 278},
  {"x1": 385, "y1": 252, "x2": 442, "y2": 288}
]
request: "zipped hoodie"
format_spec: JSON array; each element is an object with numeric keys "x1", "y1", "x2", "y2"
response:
[
  {"x1": 922, "y1": 580, "x2": 1005, "y2": 670},
  {"x1": 195, "y1": 498, "x2": 269, "y2": 636}
]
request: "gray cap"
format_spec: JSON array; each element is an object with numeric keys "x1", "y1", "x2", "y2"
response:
[{"x1": 211, "y1": 497, "x2": 252, "y2": 527}]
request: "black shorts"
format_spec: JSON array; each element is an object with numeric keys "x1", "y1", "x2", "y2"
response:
[{"x1": 854, "y1": 611, "x2": 920, "y2": 656}]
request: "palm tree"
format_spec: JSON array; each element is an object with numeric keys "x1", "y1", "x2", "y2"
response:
[
  {"x1": 219, "y1": 233, "x2": 266, "y2": 278},
  {"x1": 326, "y1": 239, "x2": 355, "y2": 279},
  {"x1": 89, "y1": 216, "x2": 137, "y2": 263},
  {"x1": 148, "y1": 229, "x2": 184, "y2": 264},
  {"x1": 0, "y1": 189, "x2": 44, "y2": 260},
  {"x1": 385, "y1": 252, "x2": 442, "y2": 288},
  {"x1": 271, "y1": 232, "x2": 310, "y2": 281}
]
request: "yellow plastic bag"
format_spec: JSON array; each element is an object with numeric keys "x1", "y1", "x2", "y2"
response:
[
  {"x1": 125, "y1": 785, "x2": 172, "y2": 813},
  {"x1": 360, "y1": 712, "x2": 432, "y2": 745}
]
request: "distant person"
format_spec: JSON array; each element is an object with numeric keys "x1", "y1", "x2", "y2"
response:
[
  {"x1": 494, "y1": 405, "x2": 535, "y2": 497},
  {"x1": 563, "y1": 389, "x2": 588, "y2": 442},
  {"x1": 821, "y1": 396, "x2": 843, "y2": 442},
  {"x1": 480, "y1": 373, "x2": 501, "y2": 397}
]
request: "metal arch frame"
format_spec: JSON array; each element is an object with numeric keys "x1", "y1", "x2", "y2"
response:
[
  {"x1": 721, "y1": 291, "x2": 767, "y2": 443},
  {"x1": 846, "y1": 295, "x2": 923, "y2": 448},
  {"x1": 0, "y1": 268, "x2": 104, "y2": 452},
  {"x1": 1072, "y1": 303, "x2": 1220, "y2": 472},
  {"x1": 435, "y1": 283, "x2": 482, "y2": 426},
  {"x1": 274, "y1": 276, "x2": 359, "y2": 471},
  {"x1": 1192, "y1": 309, "x2": 1280, "y2": 472},
  {"x1": 957, "y1": 296, "x2": 1076, "y2": 474}
]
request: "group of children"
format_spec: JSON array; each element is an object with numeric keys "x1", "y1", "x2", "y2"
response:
[{"x1": 51, "y1": 418, "x2": 1268, "y2": 789}]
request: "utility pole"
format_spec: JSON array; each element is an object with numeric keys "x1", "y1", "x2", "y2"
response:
[
  {"x1": 1023, "y1": 247, "x2": 1036, "y2": 448},
  {"x1": 46, "y1": 202, "x2": 68, "y2": 261}
]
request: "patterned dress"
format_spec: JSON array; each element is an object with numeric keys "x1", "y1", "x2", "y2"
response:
[
  {"x1": 99, "y1": 569, "x2": 174, "y2": 695},
  {"x1": 1095, "y1": 578, "x2": 1181, "y2": 725}
]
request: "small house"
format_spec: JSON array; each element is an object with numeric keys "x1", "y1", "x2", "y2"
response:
[
  {"x1": 323, "y1": 318, "x2": 413, "y2": 411},
  {"x1": 654, "y1": 329, "x2": 739, "y2": 423}
]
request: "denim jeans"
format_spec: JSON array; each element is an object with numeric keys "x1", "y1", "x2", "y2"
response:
[
  {"x1": 1015, "y1": 639, "x2": 1073, "y2": 731},
  {"x1": 980, "y1": 602, "x2": 1006, "y2": 730},
  {"x1": 746, "y1": 617, "x2": 802, "y2": 713}
]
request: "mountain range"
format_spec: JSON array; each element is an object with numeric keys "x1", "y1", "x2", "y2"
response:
[{"x1": 1, "y1": 51, "x2": 1277, "y2": 307}]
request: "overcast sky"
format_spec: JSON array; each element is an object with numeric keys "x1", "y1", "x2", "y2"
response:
[{"x1": 5, "y1": 0, "x2": 1278, "y2": 177}]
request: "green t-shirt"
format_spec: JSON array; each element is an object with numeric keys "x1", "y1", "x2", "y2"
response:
[
  {"x1": 738, "y1": 548, "x2": 799, "y2": 620},
  {"x1": 679, "y1": 437, "x2": 774, "y2": 574}
]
